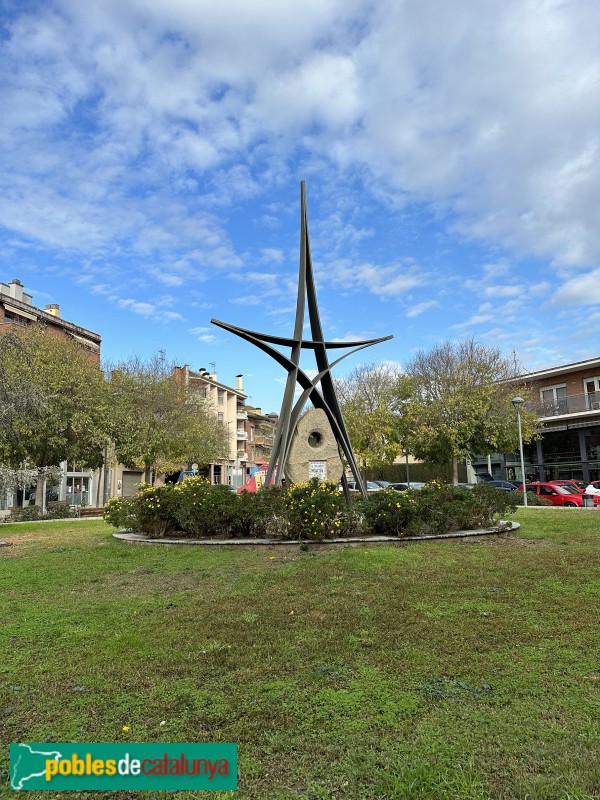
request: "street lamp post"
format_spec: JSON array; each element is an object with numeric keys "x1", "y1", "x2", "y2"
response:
[{"x1": 512, "y1": 396, "x2": 527, "y2": 508}]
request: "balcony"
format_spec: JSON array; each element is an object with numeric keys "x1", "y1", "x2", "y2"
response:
[
  {"x1": 535, "y1": 392, "x2": 600, "y2": 419},
  {"x1": 237, "y1": 410, "x2": 248, "y2": 420},
  {"x1": 236, "y1": 430, "x2": 248, "y2": 440},
  {"x1": 237, "y1": 452, "x2": 248, "y2": 461}
]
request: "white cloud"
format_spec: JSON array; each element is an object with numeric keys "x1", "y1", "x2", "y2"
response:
[
  {"x1": 188, "y1": 326, "x2": 216, "y2": 344},
  {"x1": 553, "y1": 269, "x2": 600, "y2": 306},
  {"x1": 452, "y1": 313, "x2": 494, "y2": 329},
  {"x1": 259, "y1": 248, "x2": 285, "y2": 264},
  {"x1": 118, "y1": 299, "x2": 155, "y2": 317},
  {"x1": 327, "y1": 258, "x2": 425, "y2": 298},
  {"x1": 406, "y1": 300, "x2": 438, "y2": 318},
  {"x1": 482, "y1": 285, "x2": 521, "y2": 299}
]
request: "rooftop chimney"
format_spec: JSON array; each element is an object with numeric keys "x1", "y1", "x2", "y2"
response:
[
  {"x1": 236, "y1": 374, "x2": 244, "y2": 392},
  {"x1": 9, "y1": 279, "x2": 24, "y2": 302},
  {"x1": 44, "y1": 303, "x2": 61, "y2": 318}
]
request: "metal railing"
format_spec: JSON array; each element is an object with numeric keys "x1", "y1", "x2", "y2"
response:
[{"x1": 536, "y1": 392, "x2": 600, "y2": 417}]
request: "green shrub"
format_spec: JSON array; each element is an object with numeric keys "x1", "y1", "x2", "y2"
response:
[
  {"x1": 358, "y1": 482, "x2": 517, "y2": 537},
  {"x1": 45, "y1": 502, "x2": 77, "y2": 520},
  {"x1": 516, "y1": 491, "x2": 553, "y2": 506},
  {"x1": 173, "y1": 477, "x2": 238, "y2": 538},
  {"x1": 232, "y1": 487, "x2": 290, "y2": 539},
  {"x1": 103, "y1": 475, "x2": 519, "y2": 540},
  {"x1": 409, "y1": 482, "x2": 476, "y2": 535},
  {"x1": 466, "y1": 483, "x2": 518, "y2": 527},
  {"x1": 133, "y1": 484, "x2": 179, "y2": 538},
  {"x1": 286, "y1": 479, "x2": 349, "y2": 540},
  {"x1": 8, "y1": 505, "x2": 42, "y2": 522},
  {"x1": 103, "y1": 497, "x2": 141, "y2": 531},
  {"x1": 358, "y1": 489, "x2": 418, "y2": 536}
]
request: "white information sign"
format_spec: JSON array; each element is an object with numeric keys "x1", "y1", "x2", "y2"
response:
[{"x1": 309, "y1": 461, "x2": 327, "y2": 481}]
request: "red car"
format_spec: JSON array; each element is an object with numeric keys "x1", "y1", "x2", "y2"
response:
[
  {"x1": 549, "y1": 479, "x2": 586, "y2": 493},
  {"x1": 518, "y1": 482, "x2": 584, "y2": 507}
]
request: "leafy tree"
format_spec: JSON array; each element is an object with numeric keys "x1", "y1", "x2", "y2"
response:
[
  {"x1": 0, "y1": 331, "x2": 46, "y2": 450},
  {"x1": 402, "y1": 339, "x2": 538, "y2": 484},
  {"x1": 336, "y1": 362, "x2": 410, "y2": 468},
  {"x1": 0, "y1": 325, "x2": 108, "y2": 474},
  {"x1": 107, "y1": 354, "x2": 228, "y2": 483}
]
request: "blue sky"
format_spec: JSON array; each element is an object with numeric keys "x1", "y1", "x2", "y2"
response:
[{"x1": 1, "y1": 0, "x2": 600, "y2": 412}]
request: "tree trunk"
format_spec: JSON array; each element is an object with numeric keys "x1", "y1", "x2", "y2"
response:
[
  {"x1": 34, "y1": 474, "x2": 44, "y2": 509},
  {"x1": 452, "y1": 457, "x2": 459, "y2": 486}
]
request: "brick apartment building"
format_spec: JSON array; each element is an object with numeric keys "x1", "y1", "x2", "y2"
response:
[
  {"x1": 471, "y1": 357, "x2": 600, "y2": 484},
  {"x1": 0, "y1": 279, "x2": 102, "y2": 511},
  {"x1": 0, "y1": 279, "x2": 101, "y2": 362}
]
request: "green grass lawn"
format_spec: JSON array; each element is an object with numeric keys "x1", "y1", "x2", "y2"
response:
[{"x1": 1, "y1": 510, "x2": 599, "y2": 799}]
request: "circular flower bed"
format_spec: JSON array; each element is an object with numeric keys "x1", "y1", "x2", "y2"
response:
[{"x1": 104, "y1": 478, "x2": 517, "y2": 541}]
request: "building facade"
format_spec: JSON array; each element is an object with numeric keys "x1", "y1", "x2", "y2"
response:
[
  {"x1": 244, "y1": 406, "x2": 278, "y2": 474},
  {"x1": 0, "y1": 279, "x2": 101, "y2": 363},
  {"x1": 472, "y1": 357, "x2": 600, "y2": 484},
  {"x1": 0, "y1": 279, "x2": 103, "y2": 513},
  {"x1": 173, "y1": 365, "x2": 249, "y2": 487}
]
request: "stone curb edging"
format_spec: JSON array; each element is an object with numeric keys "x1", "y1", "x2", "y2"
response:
[{"x1": 113, "y1": 520, "x2": 519, "y2": 546}]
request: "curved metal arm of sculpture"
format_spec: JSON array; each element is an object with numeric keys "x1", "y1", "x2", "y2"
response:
[
  {"x1": 211, "y1": 317, "x2": 382, "y2": 498},
  {"x1": 282, "y1": 338, "x2": 388, "y2": 498},
  {"x1": 211, "y1": 319, "x2": 392, "y2": 351}
]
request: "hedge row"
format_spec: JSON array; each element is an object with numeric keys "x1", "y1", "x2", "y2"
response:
[{"x1": 103, "y1": 477, "x2": 518, "y2": 541}]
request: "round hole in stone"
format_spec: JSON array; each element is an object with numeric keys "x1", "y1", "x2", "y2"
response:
[{"x1": 308, "y1": 431, "x2": 323, "y2": 448}]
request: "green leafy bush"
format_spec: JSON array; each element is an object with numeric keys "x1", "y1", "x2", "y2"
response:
[
  {"x1": 109, "y1": 475, "x2": 517, "y2": 540},
  {"x1": 358, "y1": 489, "x2": 417, "y2": 536},
  {"x1": 465, "y1": 483, "x2": 518, "y2": 527},
  {"x1": 409, "y1": 482, "x2": 476, "y2": 534},
  {"x1": 44, "y1": 502, "x2": 77, "y2": 520},
  {"x1": 515, "y1": 491, "x2": 553, "y2": 506},
  {"x1": 8, "y1": 505, "x2": 42, "y2": 522},
  {"x1": 232, "y1": 486, "x2": 290, "y2": 539},
  {"x1": 133, "y1": 484, "x2": 179, "y2": 538},
  {"x1": 173, "y1": 477, "x2": 238, "y2": 538},
  {"x1": 358, "y1": 481, "x2": 517, "y2": 537},
  {"x1": 103, "y1": 497, "x2": 141, "y2": 531},
  {"x1": 286, "y1": 479, "x2": 351, "y2": 540}
]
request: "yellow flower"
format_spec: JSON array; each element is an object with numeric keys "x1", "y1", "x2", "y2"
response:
[{"x1": 122, "y1": 725, "x2": 130, "y2": 732}]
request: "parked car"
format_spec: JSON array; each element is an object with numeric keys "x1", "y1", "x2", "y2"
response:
[
  {"x1": 583, "y1": 481, "x2": 600, "y2": 504},
  {"x1": 549, "y1": 479, "x2": 587, "y2": 493},
  {"x1": 518, "y1": 482, "x2": 584, "y2": 507},
  {"x1": 389, "y1": 482, "x2": 426, "y2": 491},
  {"x1": 339, "y1": 480, "x2": 383, "y2": 492},
  {"x1": 485, "y1": 480, "x2": 519, "y2": 492},
  {"x1": 370, "y1": 480, "x2": 393, "y2": 488}
]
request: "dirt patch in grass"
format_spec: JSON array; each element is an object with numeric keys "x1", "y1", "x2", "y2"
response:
[{"x1": 463, "y1": 534, "x2": 553, "y2": 548}]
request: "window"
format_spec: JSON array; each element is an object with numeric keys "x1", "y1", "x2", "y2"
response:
[
  {"x1": 218, "y1": 389, "x2": 224, "y2": 405},
  {"x1": 540, "y1": 384, "x2": 567, "y2": 414},
  {"x1": 584, "y1": 377, "x2": 600, "y2": 410},
  {"x1": 66, "y1": 476, "x2": 90, "y2": 506},
  {"x1": 217, "y1": 412, "x2": 224, "y2": 423}
]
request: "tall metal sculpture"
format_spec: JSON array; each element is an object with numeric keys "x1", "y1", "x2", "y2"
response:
[{"x1": 211, "y1": 181, "x2": 392, "y2": 501}]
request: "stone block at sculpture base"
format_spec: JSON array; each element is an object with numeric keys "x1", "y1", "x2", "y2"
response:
[{"x1": 285, "y1": 408, "x2": 343, "y2": 485}]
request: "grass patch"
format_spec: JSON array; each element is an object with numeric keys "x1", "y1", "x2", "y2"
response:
[{"x1": 1, "y1": 510, "x2": 600, "y2": 798}]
